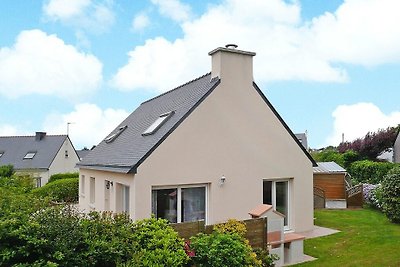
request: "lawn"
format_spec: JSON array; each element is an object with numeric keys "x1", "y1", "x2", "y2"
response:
[{"x1": 296, "y1": 208, "x2": 400, "y2": 267}]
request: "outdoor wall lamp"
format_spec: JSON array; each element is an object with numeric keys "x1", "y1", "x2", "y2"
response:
[
  {"x1": 219, "y1": 175, "x2": 226, "y2": 186},
  {"x1": 105, "y1": 180, "x2": 113, "y2": 189}
]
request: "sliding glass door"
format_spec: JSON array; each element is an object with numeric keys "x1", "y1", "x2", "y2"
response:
[{"x1": 263, "y1": 180, "x2": 290, "y2": 228}]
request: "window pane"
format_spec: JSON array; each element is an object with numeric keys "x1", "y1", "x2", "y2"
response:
[
  {"x1": 152, "y1": 189, "x2": 177, "y2": 223},
  {"x1": 263, "y1": 181, "x2": 272, "y2": 205},
  {"x1": 181, "y1": 187, "x2": 205, "y2": 222},
  {"x1": 276, "y1": 181, "x2": 288, "y2": 226},
  {"x1": 123, "y1": 186, "x2": 130, "y2": 214}
]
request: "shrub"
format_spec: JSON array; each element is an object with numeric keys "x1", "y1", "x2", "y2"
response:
[
  {"x1": 363, "y1": 184, "x2": 382, "y2": 209},
  {"x1": 380, "y1": 167, "x2": 400, "y2": 223},
  {"x1": 348, "y1": 160, "x2": 398, "y2": 184},
  {"x1": 0, "y1": 174, "x2": 35, "y2": 193},
  {"x1": 0, "y1": 164, "x2": 14, "y2": 178},
  {"x1": 253, "y1": 248, "x2": 279, "y2": 267},
  {"x1": 213, "y1": 219, "x2": 247, "y2": 237},
  {"x1": 190, "y1": 232, "x2": 259, "y2": 267},
  {"x1": 48, "y1": 172, "x2": 79, "y2": 183},
  {"x1": 33, "y1": 178, "x2": 78, "y2": 202},
  {"x1": 126, "y1": 217, "x2": 189, "y2": 267}
]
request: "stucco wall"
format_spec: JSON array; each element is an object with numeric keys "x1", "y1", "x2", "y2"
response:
[
  {"x1": 394, "y1": 133, "x2": 400, "y2": 163},
  {"x1": 133, "y1": 50, "x2": 313, "y2": 232},
  {"x1": 48, "y1": 138, "x2": 79, "y2": 185}
]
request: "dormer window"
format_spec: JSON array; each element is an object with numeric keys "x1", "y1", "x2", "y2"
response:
[
  {"x1": 105, "y1": 125, "x2": 128, "y2": 143},
  {"x1": 142, "y1": 111, "x2": 175, "y2": 136},
  {"x1": 24, "y1": 151, "x2": 36, "y2": 159}
]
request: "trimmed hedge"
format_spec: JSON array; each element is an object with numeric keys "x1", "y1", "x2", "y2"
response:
[
  {"x1": 33, "y1": 178, "x2": 79, "y2": 202},
  {"x1": 348, "y1": 160, "x2": 398, "y2": 184},
  {"x1": 48, "y1": 172, "x2": 79, "y2": 183}
]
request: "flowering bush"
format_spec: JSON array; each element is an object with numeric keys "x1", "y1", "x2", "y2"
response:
[{"x1": 363, "y1": 183, "x2": 382, "y2": 209}]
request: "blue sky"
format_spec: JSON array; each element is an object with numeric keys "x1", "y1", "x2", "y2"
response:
[{"x1": 1, "y1": 0, "x2": 399, "y2": 149}]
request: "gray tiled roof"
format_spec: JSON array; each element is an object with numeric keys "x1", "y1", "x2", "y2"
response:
[
  {"x1": 313, "y1": 162, "x2": 347, "y2": 173},
  {"x1": 78, "y1": 73, "x2": 220, "y2": 173},
  {"x1": 0, "y1": 135, "x2": 68, "y2": 170}
]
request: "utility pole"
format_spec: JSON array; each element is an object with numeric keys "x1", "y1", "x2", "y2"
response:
[{"x1": 67, "y1": 122, "x2": 75, "y2": 136}]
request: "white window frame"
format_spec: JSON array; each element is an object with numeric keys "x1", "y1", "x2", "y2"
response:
[
  {"x1": 263, "y1": 179, "x2": 291, "y2": 231},
  {"x1": 152, "y1": 184, "x2": 208, "y2": 224},
  {"x1": 121, "y1": 184, "x2": 130, "y2": 214},
  {"x1": 89, "y1": 177, "x2": 95, "y2": 206}
]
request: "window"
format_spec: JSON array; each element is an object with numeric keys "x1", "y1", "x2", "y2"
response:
[
  {"x1": 35, "y1": 177, "x2": 42, "y2": 188},
  {"x1": 80, "y1": 175, "x2": 85, "y2": 195},
  {"x1": 23, "y1": 151, "x2": 36, "y2": 159},
  {"x1": 90, "y1": 177, "x2": 95, "y2": 204},
  {"x1": 142, "y1": 111, "x2": 174, "y2": 136},
  {"x1": 65, "y1": 150, "x2": 69, "y2": 158},
  {"x1": 116, "y1": 183, "x2": 130, "y2": 214},
  {"x1": 263, "y1": 180, "x2": 290, "y2": 229},
  {"x1": 152, "y1": 185, "x2": 206, "y2": 223},
  {"x1": 105, "y1": 125, "x2": 127, "y2": 143}
]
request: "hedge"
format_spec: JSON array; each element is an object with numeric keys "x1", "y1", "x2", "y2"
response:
[
  {"x1": 48, "y1": 172, "x2": 79, "y2": 183},
  {"x1": 348, "y1": 160, "x2": 398, "y2": 184},
  {"x1": 33, "y1": 178, "x2": 79, "y2": 202}
]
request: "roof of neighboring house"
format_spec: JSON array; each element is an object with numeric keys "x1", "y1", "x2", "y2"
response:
[
  {"x1": 78, "y1": 72, "x2": 317, "y2": 174},
  {"x1": 313, "y1": 161, "x2": 346, "y2": 174},
  {"x1": 77, "y1": 148, "x2": 91, "y2": 161},
  {"x1": 0, "y1": 133, "x2": 68, "y2": 170},
  {"x1": 295, "y1": 133, "x2": 308, "y2": 150}
]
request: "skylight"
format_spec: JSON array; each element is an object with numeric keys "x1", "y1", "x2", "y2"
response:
[
  {"x1": 0, "y1": 152, "x2": 3, "y2": 158},
  {"x1": 23, "y1": 152, "x2": 36, "y2": 160},
  {"x1": 105, "y1": 125, "x2": 128, "y2": 143},
  {"x1": 142, "y1": 111, "x2": 175, "y2": 136}
]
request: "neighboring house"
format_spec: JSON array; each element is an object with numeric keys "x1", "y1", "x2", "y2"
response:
[
  {"x1": 394, "y1": 130, "x2": 400, "y2": 163},
  {"x1": 78, "y1": 45, "x2": 316, "y2": 233},
  {"x1": 313, "y1": 161, "x2": 348, "y2": 200},
  {"x1": 377, "y1": 148, "x2": 393, "y2": 162},
  {"x1": 77, "y1": 148, "x2": 91, "y2": 161},
  {"x1": 295, "y1": 133, "x2": 308, "y2": 150},
  {"x1": 0, "y1": 132, "x2": 79, "y2": 186}
]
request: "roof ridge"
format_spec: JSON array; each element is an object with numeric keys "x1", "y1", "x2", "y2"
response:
[{"x1": 141, "y1": 72, "x2": 211, "y2": 105}]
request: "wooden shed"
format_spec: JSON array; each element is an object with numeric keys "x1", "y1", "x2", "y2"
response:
[{"x1": 313, "y1": 162, "x2": 348, "y2": 200}]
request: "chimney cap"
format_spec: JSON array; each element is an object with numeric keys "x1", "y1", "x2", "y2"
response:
[{"x1": 225, "y1": 44, "x2": 238, "y2": 49}]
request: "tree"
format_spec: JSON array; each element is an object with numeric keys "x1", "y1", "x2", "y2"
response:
[{"x1": 338, "y1": 126, "x2": 399, "y2": 160}]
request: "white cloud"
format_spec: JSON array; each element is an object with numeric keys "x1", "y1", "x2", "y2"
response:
[
  {"x1": 151, "y1": 0, "x2": 192, "y2": 22},
  {"x1": 0, "y1": 29, "x2": 103, "y2": 99},
  {"x1": 112, "y1": 0, "x2": 347, "y2": 92},
  {"x1": 132, "y1": 13, "x2": 151, "y2": 32},
  {"x1": 0, "y1": 125, "x2": 19, "y2": 136},
  {"x1": 43, "y1": 0, "x2": 115, "y2": 33},
  {"x1": 310, "y1": 0, "x2": 400, "y2": 66},
  {"x1": 325, "y1": 103, "x2": 400, "y2": 146},
  {"x1": 112, "y1": 0, "x2": 400, "y2": 93},
  {"x1": 43, "y1": 103, "x2": 130, "y2": 148}
]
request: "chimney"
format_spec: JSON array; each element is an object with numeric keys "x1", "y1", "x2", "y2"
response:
[
  {"x1": 35, "y1": 132, "x2": 46, "y2": 141},
  {"x1": 208, "y1": 44, "x2": 256, "y2": 83}
]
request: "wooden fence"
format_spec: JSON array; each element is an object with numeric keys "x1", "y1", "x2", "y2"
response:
[{"x1": 170, "y1": 217, "x2": 268, "y2": 249}]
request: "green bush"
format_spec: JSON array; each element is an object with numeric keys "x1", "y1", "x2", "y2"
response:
[
  {"x1": 0, "y1": 174, "x2": 35, "y2": 193},
  {"x1": 33, "y1": 178, "x2": 79, "y2": 202},
  {"x1": 48, "y1": 172, "x2": 79, "y2": 183},
  {"x1": 253, "y1": 248, "x2": 279, "y2": 267},
  {"x1": 0, "y1": 164, "x2": 14, "y2": 178},
  {"x1": 380, "y1": 167, "x2": 400, "y2": 223},
  {"x1": 126, "y1": 217, "x2": 189, "y2": 267},
  {"x1": 190, "y1": 232, "x2": 259, "y2": 267},
  {"x1": 348, "y1": 160, "x2": 398, "y2": 184}
]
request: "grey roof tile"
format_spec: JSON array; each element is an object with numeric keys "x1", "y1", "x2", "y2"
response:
[
  {"x1": 78, "y1": 73, "x2": 220, "y2": 173},
  {"x1": 0, "y1": 135, "x2": 67, "y2": 170}
]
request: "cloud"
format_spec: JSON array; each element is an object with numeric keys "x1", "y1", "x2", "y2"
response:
[
  {"x1": 0, "y1": 125, "x2": 19, "y2": 136},
  {"x1": 0, "y1": 29, "x2": 103, "y2": 99},
  {"x1": 111, "y1": 0, "x2": 347, "y2": 92},
  {"x1": 112, "y1": 0, "x2": 400, "y2": 93},
  {"x1": 132, "y1": 13, "x2": 151, "y2": 32},
  {"x1": 43, "y1": 103, "x2": 130, "y2": 148},
  {"x1": 310, "y1": 0, "x2": 400, "y2": 66},
  {"x1": 43, "y1": 0, "x2": 115, "y2": 33},
  {"x1": 150, "y1": 0, "x2": 192, "y2": 22},
  {"x1": 325, "y1": 103, "x2": 400, "y2": 146}
]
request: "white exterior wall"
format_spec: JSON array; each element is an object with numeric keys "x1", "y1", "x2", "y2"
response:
[
  {"x1": 79, "y1": 168, "x2": 135, "y2": 215},
  {"x1": 47, "y1": 138, "x2": 79, "y2": 185},
  {"x1": 394, "y1": 133, "x2": 400, "y2": 163}
]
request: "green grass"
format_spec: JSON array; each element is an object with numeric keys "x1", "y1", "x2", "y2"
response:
[{"x1": 296, "y1": 208, "x2": 400, "y2": 267}]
